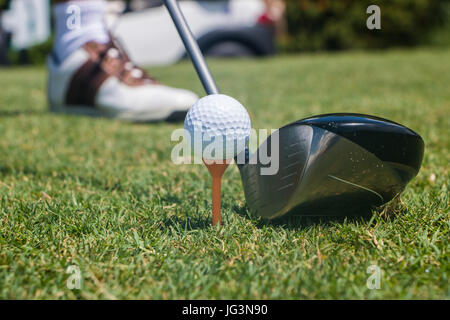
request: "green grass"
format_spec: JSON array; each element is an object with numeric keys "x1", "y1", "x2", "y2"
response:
[{"x1": 0, "y1": 48, "x2": 449, "y2": 299}]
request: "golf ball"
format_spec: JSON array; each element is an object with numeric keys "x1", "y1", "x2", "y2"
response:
[{"x1": 184, "y1": 94, "x2": 251, "y2": 160}]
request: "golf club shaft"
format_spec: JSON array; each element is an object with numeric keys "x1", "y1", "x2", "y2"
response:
[{"x1": 163, "y1": 0, "x2": 219, "y2": 95}]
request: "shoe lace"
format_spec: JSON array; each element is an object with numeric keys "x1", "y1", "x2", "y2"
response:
[{"x1": 101, "y1": 39, "x2": 158, "y2": 84}]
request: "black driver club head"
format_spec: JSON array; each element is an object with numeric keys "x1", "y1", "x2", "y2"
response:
[
  {"x1": 162, "y1": 1, "x2": 425, "y2": 221},
  {"x1": 237, "y1": 113, "x2": 424, "y2": 220}
]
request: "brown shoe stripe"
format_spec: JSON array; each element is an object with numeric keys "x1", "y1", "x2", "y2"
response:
[
  {"x1": 66, "y1": 59, "x2": 110, "y2": 107},
  {"x1": 65, "y1": 40, "x2": 158, "y2": 107}
]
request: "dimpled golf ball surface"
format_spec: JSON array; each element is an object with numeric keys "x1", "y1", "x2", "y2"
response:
[{"x1": 185, "y1": 94, "x2": 251, "y2": 160}]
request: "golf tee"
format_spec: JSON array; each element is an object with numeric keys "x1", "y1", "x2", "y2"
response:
[{"x1": 203, "y1": 159, "x2": 230, "y2": 226}]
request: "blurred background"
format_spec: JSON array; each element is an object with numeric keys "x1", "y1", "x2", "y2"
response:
[{"x1": 0, "y1": 0, "x2": 449, "y2": 66}]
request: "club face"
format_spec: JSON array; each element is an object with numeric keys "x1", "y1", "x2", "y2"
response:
[{"x1": 237, "y1": 113, "x2": 424, "y2": 220}]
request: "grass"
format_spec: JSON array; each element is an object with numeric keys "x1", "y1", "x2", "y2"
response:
[{"x1": 0, "y1": 48, "x2": 448, "y2": 299}]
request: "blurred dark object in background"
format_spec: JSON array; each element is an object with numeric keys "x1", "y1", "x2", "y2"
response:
[
  {"x1": 0, "y1": 0, "x2": 51, "y2": 65},
  {"x1": 112, "y1": 0, "x2": 281, "y2": 65},
  {"x1": 283, "y1": 0, "x2": 450, "y2": 52},
  {"x1": 0, "y1": 0, "x2": 11, "y2": 65},
  {"x1": 1, "y1": 0, "x2": 450, "y2": 66}
]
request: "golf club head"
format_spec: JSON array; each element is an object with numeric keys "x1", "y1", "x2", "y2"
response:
[{"x1": 237, "y1": 113, "x2": 424, "y2": 220}]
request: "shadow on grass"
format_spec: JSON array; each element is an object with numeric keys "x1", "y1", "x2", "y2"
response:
[
  {"x1": 159, "y1": 214, "x2": 212, "y2": 231},
  {"x1": 0, "y1": 164, "x2": 39, "y2": 177},
  {"x1": 0, "y1": 110, "x2": 44, "y2": 117},
  {"x1": 0, "y1": 164, "x2": 126, "y2": 192},
  {"x1": 233, "y1": 204, "x2": 376, "y2": 230}
]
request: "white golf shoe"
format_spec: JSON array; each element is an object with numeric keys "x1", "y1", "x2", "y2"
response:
[{"x1": 47, "y1": 39, "x2": 198, "y2": 122}]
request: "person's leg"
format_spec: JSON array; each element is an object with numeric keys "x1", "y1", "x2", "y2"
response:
[
  {"x1": 52, "y1": 0, "x2": 109, "y2": 63},
  {"x1": 48, "y1": 0, "x2": 198, "y2": 122}
]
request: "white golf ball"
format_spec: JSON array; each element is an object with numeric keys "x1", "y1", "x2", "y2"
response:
[{"x1": 184, "y1": 94, "x2": 251, "y2": 160}]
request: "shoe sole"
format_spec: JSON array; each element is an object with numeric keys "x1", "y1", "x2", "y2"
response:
[{"x1": 49, "y1": 104, "x2": 188, "y2": 123}]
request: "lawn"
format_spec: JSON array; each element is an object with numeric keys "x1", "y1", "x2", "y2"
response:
[{"x1": 0, "y1": 48, "x2": 448, "y2": 299}]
